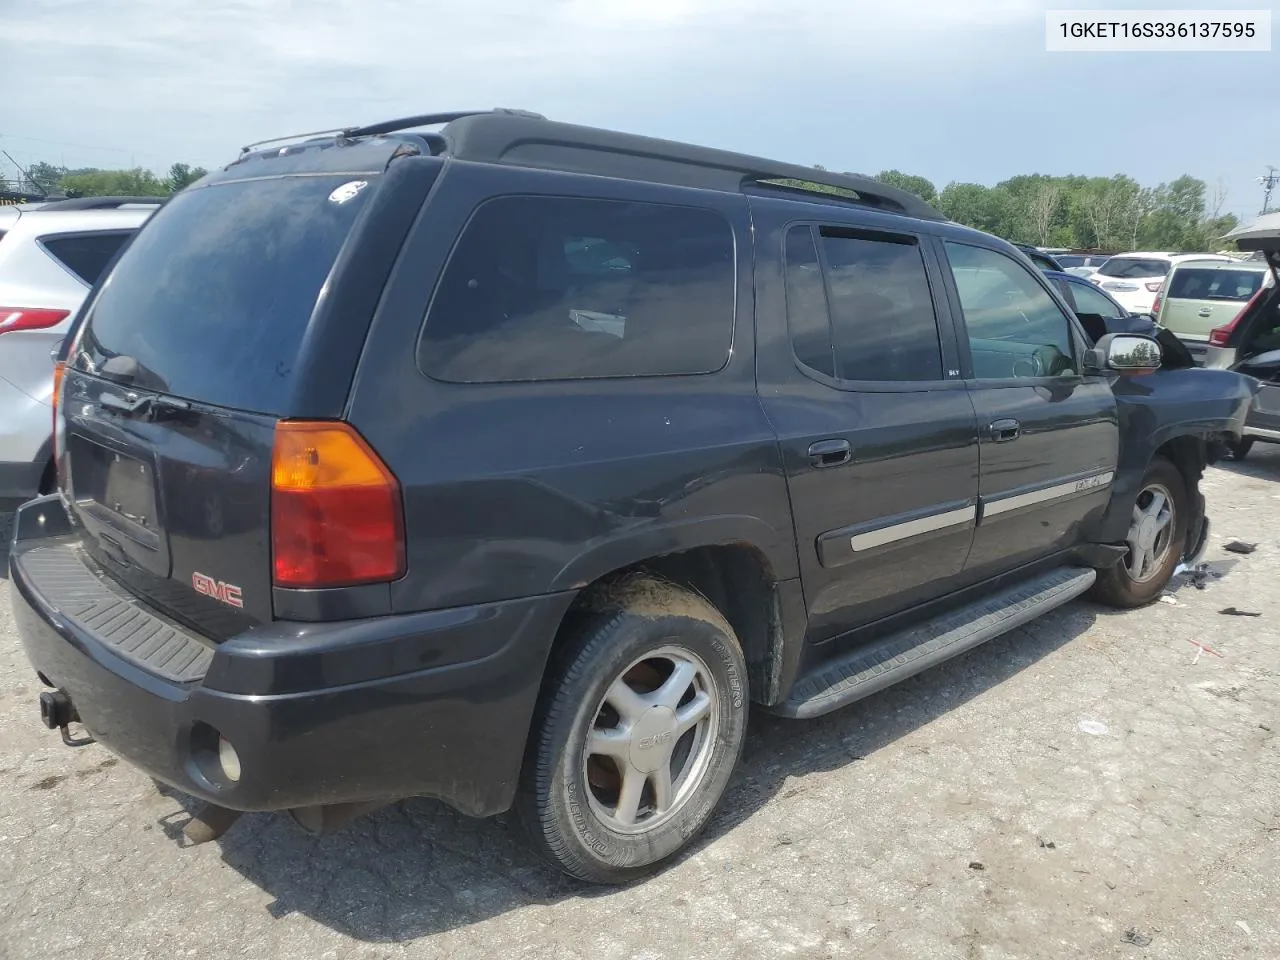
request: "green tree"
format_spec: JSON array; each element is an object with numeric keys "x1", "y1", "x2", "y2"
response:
[
  {"x1": 168, "y1": 162, "x2": 208, "y2": 192},
  {"x1": 872, "y1": 170, "x2": 938, "y2": 204},
  {"x1": 60, "y1": 167, "x2": 171, "y2": 198}
]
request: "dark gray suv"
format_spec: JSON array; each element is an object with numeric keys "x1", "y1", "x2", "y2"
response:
[{"x1": 9, "y1": 109, "x2": 1256, "y2": 884}]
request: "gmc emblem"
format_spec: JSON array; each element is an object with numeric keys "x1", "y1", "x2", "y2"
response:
[{"x1": 192, "y1": 572, "x2": 244, "y2": 609}]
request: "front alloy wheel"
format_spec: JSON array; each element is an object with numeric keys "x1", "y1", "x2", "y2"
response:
[{"x1": 1089, "y1": 456, "x2": 1189, "y2": 608}]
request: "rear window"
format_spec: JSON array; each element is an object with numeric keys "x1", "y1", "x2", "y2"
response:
[
  {"x1": 79, "y1": 175, "x2": 373, "y2": 414},
  {"x1": 1167, "y1": 267, "x2": 1265, "y2": 302},
  {"x1": 1097, "y1": 257, "x2": 1170, "y2": 279},
  {"x1": 41, "y1": 231, "x2": 133, "y2": 286},
  {"x1": 419, "y1": 196, "x2": 735, "y2": 383},
  {"x1": 1056, "y1": 255, "x2": 1085, "y2": 268}
]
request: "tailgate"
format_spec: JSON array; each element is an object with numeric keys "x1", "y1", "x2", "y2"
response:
[{"x1": 60, "y1": 171, "x2": 379, "y2": 637}]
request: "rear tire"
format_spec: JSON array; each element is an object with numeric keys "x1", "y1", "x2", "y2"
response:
[
  {"x1": 517, "y1": 575, "x2": 748, "y2": 884},
  {"x1": 1228, "y1": 438, "x2": 1254, "y2": 461},
  {"x1": 1089, "y1": 456, "x2": 1188, "y2": 608}
]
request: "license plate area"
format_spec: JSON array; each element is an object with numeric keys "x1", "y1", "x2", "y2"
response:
[{"x1": 69, "y1": 435, "x2": 162, "y2": 552}]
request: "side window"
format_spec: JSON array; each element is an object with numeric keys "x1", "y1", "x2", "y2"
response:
[
  {"x1": 41, "y1": 232, "x2": 133, "y2": 286},
  {"x1": 1069, "y1": 280, "x2": 1126, "y2": 320},
  {"x1": 420, "y1": 196, "x2": 734, "y2": 383},
  {"x1": 788, "y1": 227, "x2": 942, "y2": 384},
  {"x1": 783, "y1": 226, "x2": 835, "y2": 378},
  {"x1": 944, "y1": 242, "x2": 1080, "y2": 380},
  {"x1": 1053, "y1": 277, "x2": 1077, "y2": 310}
]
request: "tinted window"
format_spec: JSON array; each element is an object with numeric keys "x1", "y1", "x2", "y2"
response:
[
  {"x1": 1097, "y1": 257, "x2": 1170, "y2": 279},
  {"x1": 1068, "y1": 279, "x2": 1127, "y2": 319},
  {"x1": 1056, "y1": 255, "x2": 1086, "y2": 269},
  {"x1": 42, "y1": 232, "x2": 133, "y2": 286},
  {"x1": 421, "y1": 197, "x2": 734, "y2": 383},
  {"x1": 1167, "y1": 267, "x2": 1265, "y2": 302},
  {"x1": 820, "y1": 229, "x2": 943, "y2": 381},
  {"x1": 784, "y1": 226, "x2": 835, "y2": 377},
  {"x1": 945, "y1": 242, "x2": 1079, "y2": 379},
  {"x1": 81, "y1": 175, "x2": 373, "y2": 414}
]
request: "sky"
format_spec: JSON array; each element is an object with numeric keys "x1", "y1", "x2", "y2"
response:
[{"x1": 2, "y1": 0, "x2": 1277, "y2": 221}]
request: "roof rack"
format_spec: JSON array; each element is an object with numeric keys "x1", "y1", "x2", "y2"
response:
[
  {"x1": 435, "y1": 114, "x2": 945, "y2": 221},
  {"x1": 39, "y1": 196, "x2": 166, "y2": 211},
  {"x1": 240, "y1": 109, "x2": 547, "y2": 156}
]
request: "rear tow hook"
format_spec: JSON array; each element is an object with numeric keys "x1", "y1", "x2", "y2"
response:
[{"x1": 39, "y1": 691, "x2": 95, "y2": 747}]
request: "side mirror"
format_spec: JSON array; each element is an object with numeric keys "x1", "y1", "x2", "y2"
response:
[{"x1": 1085, "y1": 333, "x2": 1162, "y2": 374}]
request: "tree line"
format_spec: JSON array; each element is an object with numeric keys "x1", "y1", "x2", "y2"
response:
[
  {"x1": 22, "y1": 161, "x2": 209, "y2": 199},
  {"x1": 19, "y1": 157, "x2": 1246, "y2": 253},
  {"x1": 869, "y1": 169, "x2": 1241, "y2": 252}
]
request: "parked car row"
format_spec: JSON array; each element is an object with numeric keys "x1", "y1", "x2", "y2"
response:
[{"x1": 0, "y1": 197, "x2": 161, "y2": 509}]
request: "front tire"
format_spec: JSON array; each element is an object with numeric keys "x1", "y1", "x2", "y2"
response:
[
  {"x1": 1090, "y1": 456, "x2": 1188, "y2": 608},
  {"x1": 517, "y1": 575, "x2": 748, "y2": 884}
]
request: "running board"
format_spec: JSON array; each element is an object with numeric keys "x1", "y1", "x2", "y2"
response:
[{"x1": 776, "y1": 567, "x2": 1096, "y2": 720}]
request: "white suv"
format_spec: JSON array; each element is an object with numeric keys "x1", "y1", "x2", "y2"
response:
[
  {"x1": 1091, "y1": 251, "x2": 1233, "y2": 315},
  {"x1": 0, "y1": 197, "x2": 160, "y2": 508}
]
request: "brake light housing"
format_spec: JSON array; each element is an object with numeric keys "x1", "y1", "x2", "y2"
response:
[
  {"x1": 1145, "y1": 280, "x2": 1164, "y2": 293},
  {"x1": 271, "y1": 421, "x2": 405, "y2": 588},
  {"x1": 0, "y1": 307, "x2": 70, "y2": 335}
]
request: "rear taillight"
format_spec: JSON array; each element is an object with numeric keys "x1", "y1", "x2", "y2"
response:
[
  {"x1": 51, "y1": 360, "x2": 65, "y2": 433},
  {"x1": 0, "y1": 307, "x2": 70, "y2": 335},
  {"x1": 1145, "y1": 280, "x2": 1163, "y2": 293},
  {"x1": 1207, "y1": 284, "x2": 1267, "y2": 347},
  {"x1": 1150, "y1": 294, "x2": 1162, "y2": 317},
  {"x1": 271, "y1": 421, "x2": 405, "y2": 588}
]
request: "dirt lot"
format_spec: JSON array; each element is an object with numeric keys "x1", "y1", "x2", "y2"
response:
[{"x1": 1, "y1": 451, "x2": 1278, "y2": 960}]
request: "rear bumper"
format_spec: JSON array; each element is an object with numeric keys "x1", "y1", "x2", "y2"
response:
[{"x1": 9, "y1": 496, "x2": 573, "y2": 818}]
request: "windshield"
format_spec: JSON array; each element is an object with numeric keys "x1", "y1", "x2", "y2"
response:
[
  {"x1": 1167, "y1": 267, "x2": 1266, "y2": 302},
  {"x1": 1097, "y1": 257, "x2": 1171, "y2": 279},
  {"x1": 77, "y1": 174, "x2": 375, "y2": 415}
]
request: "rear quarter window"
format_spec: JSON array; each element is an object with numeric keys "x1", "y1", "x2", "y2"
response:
[
  {"x1": 41, "y1": 231, "x2": 134, "y2": 286},
  {"x1": 419, "y1": 196, "x2": 735, "y2": 383}
]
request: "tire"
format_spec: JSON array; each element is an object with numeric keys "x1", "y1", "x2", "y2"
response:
[
  {"x1": 1089, "y1": 456, "x2": 1188, "y2": 608},
  {"x1": 1228, "y1": 438, "x2": 1254, "y2": 461},
  {"x1": 517, "y1": 574, "x2": 748, "y2": 884}
]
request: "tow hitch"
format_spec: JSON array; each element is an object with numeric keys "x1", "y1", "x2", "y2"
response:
[{"x1": 39, "y1": 690, "x2": 95, "y2": 747}]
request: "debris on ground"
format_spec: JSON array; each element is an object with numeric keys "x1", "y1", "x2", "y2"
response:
[
  {"x1": 1078, "y1": 720, "x2": 1109, "y2": 736},
  {"x1": 1220, "y1": 607, "x2": 1262, "y2": 618},
  {"x1": 1159, "y1": 594, "x2": 1178, "y2": 605},
  {"x1": 1036, "y1": 836, "x2": 1056, "y2": 849},
  {"x1": 1184, "y1": 639, "x2": 1224, "y2": 659},
  {"x1": 968, "y1": 861, "x2": 985, "y2": 871},
  {"x1": 1123, "y1": 927, "x2": 1153, "y2": 947},
  {"x1": 1224, "y1": 540, "x2": 1258, "y2": 555}
]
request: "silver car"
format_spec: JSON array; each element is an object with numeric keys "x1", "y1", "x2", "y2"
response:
[{"x1": 0, "y1": 197, "x2": 159, "y2": 507}]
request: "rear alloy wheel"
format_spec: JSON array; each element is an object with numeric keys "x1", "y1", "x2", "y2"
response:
[
  {"x1": 518, "y1": 576, "x2": 747, "y2": 884},
  {"x1": 1089, "y1": 457, "x2": 1188, "y2": 608}
]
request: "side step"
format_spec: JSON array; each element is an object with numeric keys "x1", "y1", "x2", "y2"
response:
[{"x1": 776, "y1": 567, "x2": 1096, "y2": 720}]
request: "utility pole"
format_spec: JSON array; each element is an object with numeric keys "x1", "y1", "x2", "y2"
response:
[{"x1": 1261, "y1": 166, "x2": 1279, "y2": 215}]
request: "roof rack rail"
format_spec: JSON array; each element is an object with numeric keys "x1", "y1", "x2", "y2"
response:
[
  {"x1": 341, "y1": 108, "x2": 546, "y2": 140},
  {"x1": 438, "y1": 114, "x2": 946, "y2": 221},
  {"x1": 241, "y1": 128, "x2": 350, "y2": 154},
  {"x1": 40, "y1": 196, "x2": 166, "y2": 210}
]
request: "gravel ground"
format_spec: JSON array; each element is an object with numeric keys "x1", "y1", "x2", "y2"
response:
[{"x1": 2, "y1": 450, "x2": 1279, "y2": 960}]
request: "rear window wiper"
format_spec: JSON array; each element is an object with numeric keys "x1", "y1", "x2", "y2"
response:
[{"x1": 99, "y1": 390, "x2": 192, "y2": 422}]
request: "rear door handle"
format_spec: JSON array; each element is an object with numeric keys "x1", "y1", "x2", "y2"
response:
[
  {"x1": 989, "y1": 419, "x2": 1021, "y2": 443},
  {"x1": 808, "y1": 438, "x2": 852, "y2": 467}
]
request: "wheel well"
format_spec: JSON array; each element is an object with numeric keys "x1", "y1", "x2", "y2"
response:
[
  {"x1": 559, "y1": 544, "x2": 783, "y2": 705},
  {"x1": 1154, "y1": 435, "x2": 1205, "y2": 495}
]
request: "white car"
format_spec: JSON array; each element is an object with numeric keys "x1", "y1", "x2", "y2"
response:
[
  {"x1": 1091, "y1": 251, "x2": 1233, "y2": 315},
  {"x1": 0, "y1": 197, "x2": 160, "y2": 508}
]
